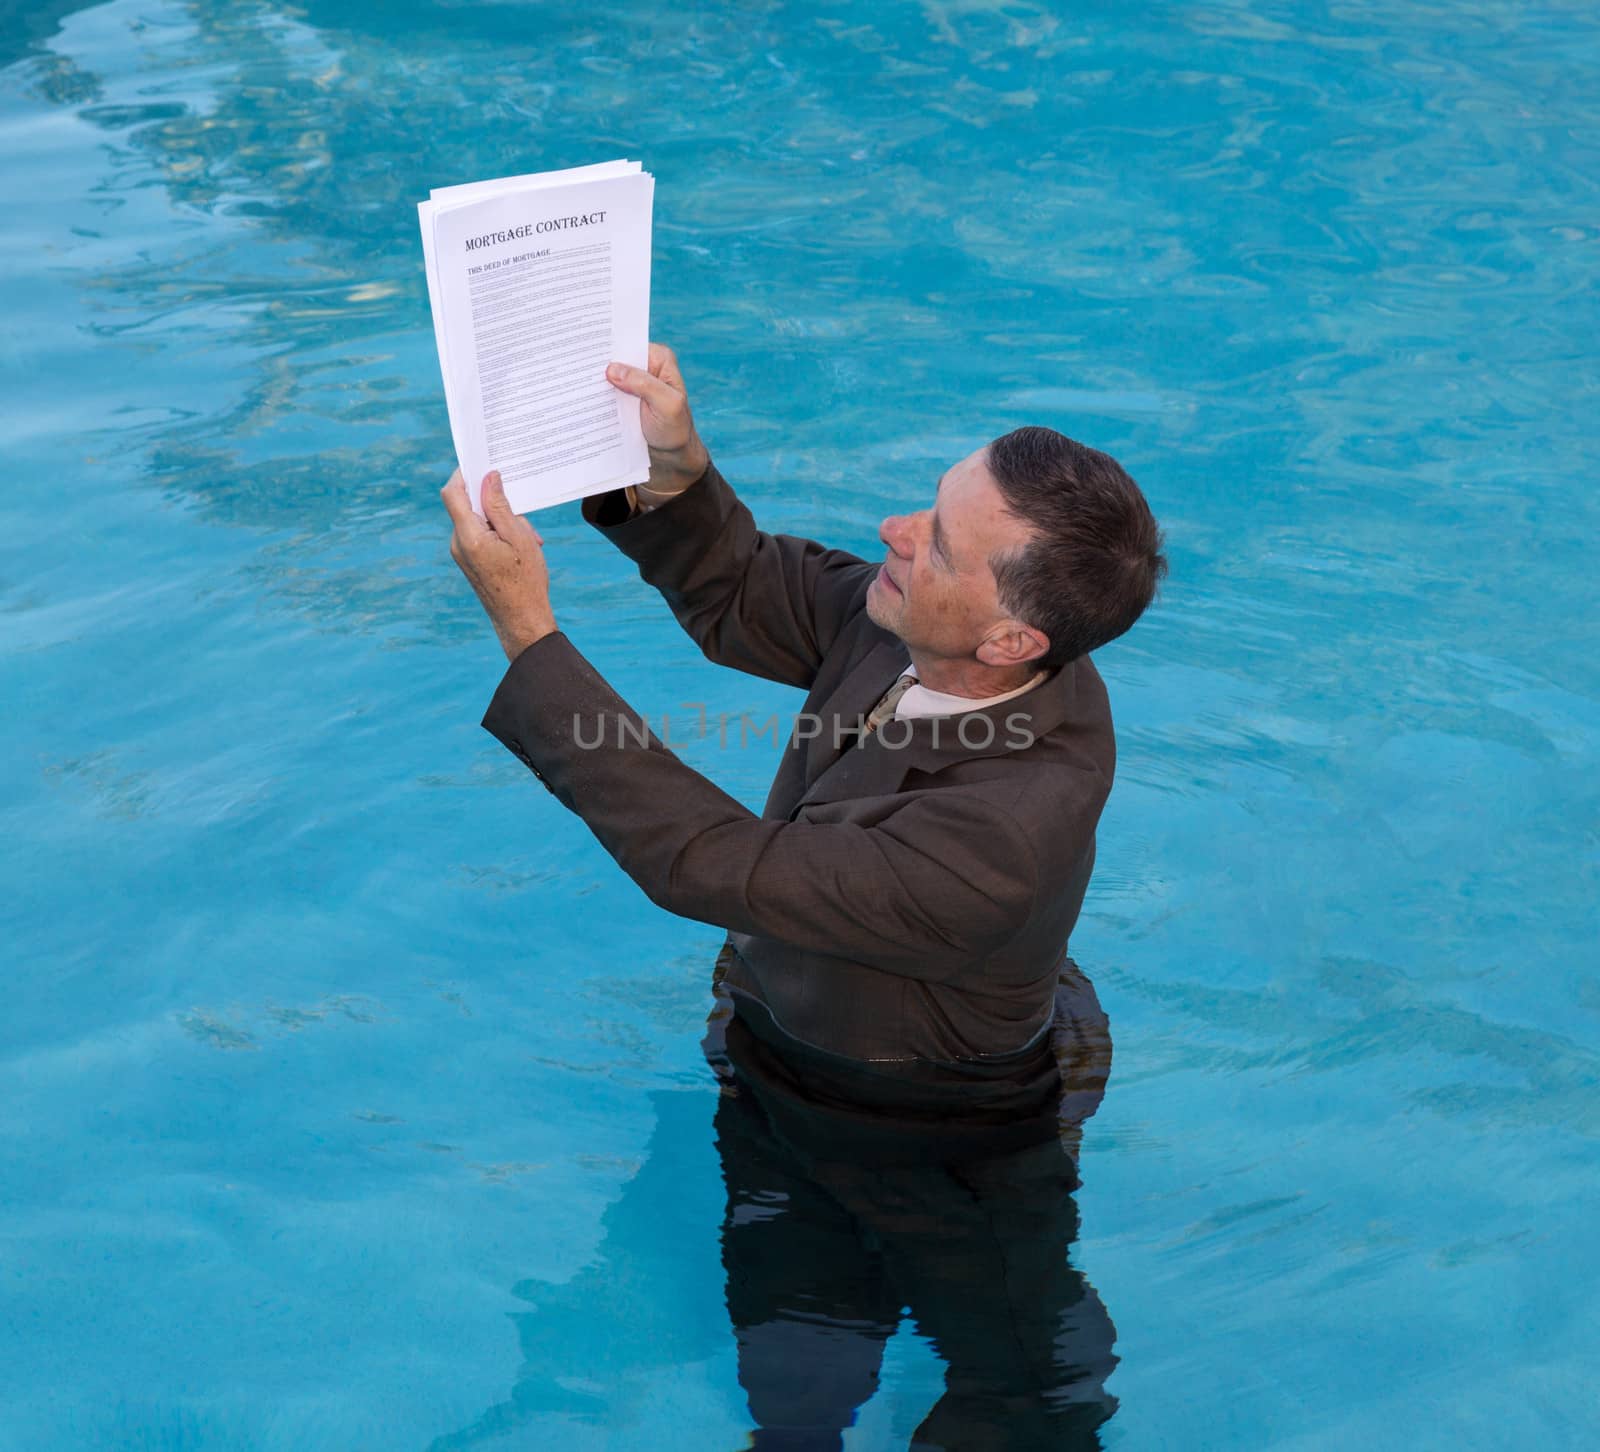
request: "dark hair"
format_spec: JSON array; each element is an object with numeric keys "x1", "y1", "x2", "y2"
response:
[{"x1": 985, "y1": 426, "x2": 1167, "y2": 667}]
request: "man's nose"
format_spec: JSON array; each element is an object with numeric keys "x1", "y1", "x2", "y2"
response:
[{"x1": 879, "y1": 513, "x2": 911, "y2": 554}]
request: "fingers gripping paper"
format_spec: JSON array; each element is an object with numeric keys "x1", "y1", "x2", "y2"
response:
[{"x1": 418, "y1": 159, "x2": 654, "y2": 514}]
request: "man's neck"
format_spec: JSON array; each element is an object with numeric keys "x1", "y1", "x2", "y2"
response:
[{"x1": 904, "y1": 651, "x2": 1041, "y2": 700}]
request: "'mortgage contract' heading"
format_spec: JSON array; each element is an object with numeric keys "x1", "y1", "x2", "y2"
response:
[{"x1": 463, "y1": 211, "x2": 609, "y2": 251}]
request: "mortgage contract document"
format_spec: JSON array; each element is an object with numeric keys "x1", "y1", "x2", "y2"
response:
[{"x1": 418, "y1": 159, "x2": 654, "y2": 514}]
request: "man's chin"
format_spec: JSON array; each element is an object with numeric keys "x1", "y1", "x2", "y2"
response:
[{"x1": 864, "y1": 587, "x2": 898, "y2": 635}]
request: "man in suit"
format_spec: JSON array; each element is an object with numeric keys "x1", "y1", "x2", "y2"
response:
[
  {"x1": 443, "y1": 341, "x2": 1164, "y2": 1132},
  {"x1": 441, "y1": 343, "x2": 1163, "y2": 1446}
]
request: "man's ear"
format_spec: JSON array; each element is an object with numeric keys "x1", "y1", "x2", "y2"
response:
[{"x1": 976, "y1": 621, "x2": 1050, "y2": 668}]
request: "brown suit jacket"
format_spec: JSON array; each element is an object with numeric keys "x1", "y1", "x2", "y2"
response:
[{"x1": 481, "y1": 461, "x2": 1116, "y2": 1115}]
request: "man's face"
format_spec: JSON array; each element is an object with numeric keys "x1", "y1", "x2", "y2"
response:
[{"x1": 864, "y1": 446, "x2": 1037, "y2": 665}]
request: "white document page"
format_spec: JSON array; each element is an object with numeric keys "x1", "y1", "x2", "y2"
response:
[
  {"x1": 428, "y1": 158, "x2": 639, "y2": 205},
  {"x1": 419, "y1": 165, "x2": 653, "y2": 514},
  {"x1": 419, "y1": 160, "x2": 643, "y2": 491},
  {"x1": 419, "y1": 160, "x2": 639, "y2": 374}
]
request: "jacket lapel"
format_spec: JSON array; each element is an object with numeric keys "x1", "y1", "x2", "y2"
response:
[{"x1": 801, "y1": 635, "x2": 908, "y2": 786}]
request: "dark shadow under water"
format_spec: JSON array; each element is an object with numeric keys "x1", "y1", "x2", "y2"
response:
[{"x1": 431, "y1": 964, "x2": 1118, "y2": 1452}]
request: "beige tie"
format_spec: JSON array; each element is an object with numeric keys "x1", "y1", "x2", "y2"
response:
[{"x1": 863, "y1": 672, "x2": 917, "y2": 735}]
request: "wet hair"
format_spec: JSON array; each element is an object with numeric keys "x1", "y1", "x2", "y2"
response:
[{"x1": 985, "y1": 426, "x2": 1167, "y2": 667}]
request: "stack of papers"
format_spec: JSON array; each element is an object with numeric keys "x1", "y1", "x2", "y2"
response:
[{"x1": 418, "y1": 159, "x2": 655, "y2": 514}]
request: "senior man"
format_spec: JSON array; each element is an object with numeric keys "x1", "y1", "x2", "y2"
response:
[
  {"x1": 443, "y1": 343, "x2": 1163, "y2": 1138},
  {"x1": 442, "y1": 344, "x2": 1164, "y2": 1444}
]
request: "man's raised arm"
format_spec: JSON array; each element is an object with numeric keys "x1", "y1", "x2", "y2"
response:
[
  {"x1": 478, "y1": 631, "x2": 1042, "y2": 984},
  {"x1": 591, "y1": 345, "x2": 876, "y2": 691}
]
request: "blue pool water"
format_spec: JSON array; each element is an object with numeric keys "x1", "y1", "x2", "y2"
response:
[{"x1": 3, "y1": 1, "x2": 1597, "y2": 1446}]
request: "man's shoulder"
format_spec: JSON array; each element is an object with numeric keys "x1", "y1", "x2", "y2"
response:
[{"x1": 897, "y1": 655, "x2": 1116, "y2": 843}]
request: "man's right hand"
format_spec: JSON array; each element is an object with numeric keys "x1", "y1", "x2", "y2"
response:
[{"x1": 606, "y1": 343, "x2": 710, "y2": 503}]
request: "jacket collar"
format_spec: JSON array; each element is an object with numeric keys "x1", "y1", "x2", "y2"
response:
[{"x1": 798, "y1": 631, "x2": 1080, "y2": 806}]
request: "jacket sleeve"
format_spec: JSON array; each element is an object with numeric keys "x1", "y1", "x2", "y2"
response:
[
  {"x1": 579, "y1": 460, "x2": 877, "y2": 692},
  {"x1": 482, "y1": 631, "x2": 1039, "y2": 984}
]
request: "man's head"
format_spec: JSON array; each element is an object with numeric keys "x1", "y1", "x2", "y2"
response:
[{"x1": 865, "y1": 427, "x2": 1166, "y2": 685}]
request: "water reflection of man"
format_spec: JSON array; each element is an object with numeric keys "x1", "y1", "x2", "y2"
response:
[{"x1": 441, "y1": 343, "x2": 1165, "y2": 1445}]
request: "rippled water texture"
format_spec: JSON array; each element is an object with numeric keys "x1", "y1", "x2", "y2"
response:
[{"x1": 3, "y1": 1, "x2": 1597, "y2": 1447}]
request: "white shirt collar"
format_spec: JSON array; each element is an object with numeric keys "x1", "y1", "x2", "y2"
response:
[{"x1": 894, "y1": 660, "x2": 1050, "y2": 720}]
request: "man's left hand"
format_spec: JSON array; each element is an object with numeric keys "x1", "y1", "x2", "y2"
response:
[{"x1": 441, "y1": 469, "x2": 558, "y2": 662}]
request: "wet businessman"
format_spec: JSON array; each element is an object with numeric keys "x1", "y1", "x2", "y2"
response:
[{"x1": 440, "y1": 344, "x2": 1165, "y2": 1446}]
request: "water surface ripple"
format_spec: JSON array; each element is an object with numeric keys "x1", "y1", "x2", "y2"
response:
[{"x1": 2, "y1": 1, "x2": 1596, "y2": 1448}]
